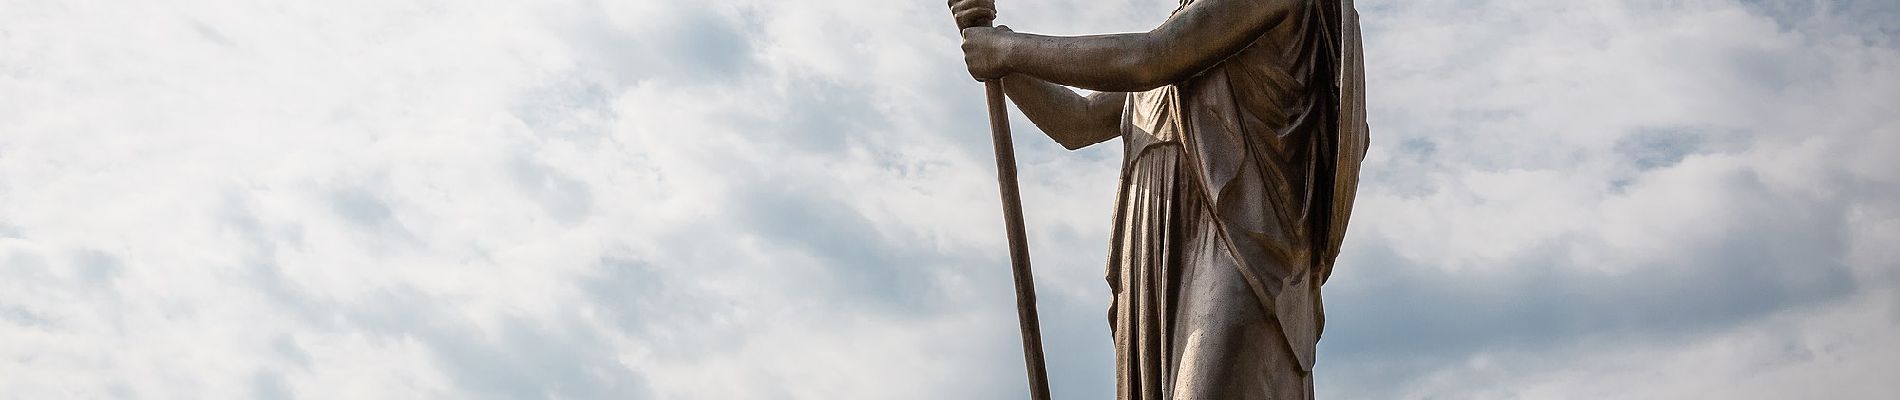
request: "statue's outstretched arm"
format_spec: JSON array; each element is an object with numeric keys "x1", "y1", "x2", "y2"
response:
[
  {"x1": 959, "y1": 0, "x2": 1301, "y2": 92},
  {"x1": 948, "y1": 0, "x2": 1121, "y2": 150}
]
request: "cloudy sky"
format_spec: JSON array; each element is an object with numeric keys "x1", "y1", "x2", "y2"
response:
[{"x1": 3, "y1": 0, "x2": 1898, "y2": 398}]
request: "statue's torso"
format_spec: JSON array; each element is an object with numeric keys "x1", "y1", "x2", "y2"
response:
[
  {"x1": 1120, "y1": 0, "x2": 1331, "y2": 274},
  {"x1": 1105, "y1": 2, "x2": 1367, "y2": 397}
]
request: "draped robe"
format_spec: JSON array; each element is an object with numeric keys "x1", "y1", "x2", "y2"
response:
[{"x1": 1104, "y1": 0, "x2": 1367, "y2": 398}]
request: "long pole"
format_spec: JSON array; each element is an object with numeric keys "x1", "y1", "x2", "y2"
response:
[{"x1": 983, "y1": 77, "x2": 1053, "y2": 400}]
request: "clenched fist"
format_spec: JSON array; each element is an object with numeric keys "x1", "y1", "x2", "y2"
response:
[{"x1": 948, "y1": 0, "x2": 1012, "y2": 80}]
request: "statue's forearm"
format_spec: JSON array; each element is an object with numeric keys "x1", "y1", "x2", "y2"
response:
[
  {"x1": 997, "y1": 0, "x2": 1300, "y2": 92},
  {"x1": 1001, "y1": 75, "x2": 1122, "y2": 150},
  {"x1": 1000, "y1": 33, "x2": 1171, "y2": 92}
]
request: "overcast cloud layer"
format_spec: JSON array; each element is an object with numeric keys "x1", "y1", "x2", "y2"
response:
[{"x1": 3, "y1": 0, "x2": 1898, "y2": 398}]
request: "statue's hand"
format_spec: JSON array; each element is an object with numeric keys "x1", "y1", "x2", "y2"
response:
[
  {"x1": 947, "y1": 0, "x2": 996, "y2": 29},
  {"x1": 960, "y1": 25, "x2": 1012, "y2": 81},
  {"x1": 949, "y1": 0, "x2": 1008, "y2": 81}
]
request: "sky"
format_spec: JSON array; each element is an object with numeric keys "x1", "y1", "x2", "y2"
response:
[{"x1": 1, "y1": 0, "x2": 1897, "y2": 398}]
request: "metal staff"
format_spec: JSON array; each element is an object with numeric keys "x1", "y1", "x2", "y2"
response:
[{"x1": 975, "y1": 17, "x2": 1053, "y2": 400}]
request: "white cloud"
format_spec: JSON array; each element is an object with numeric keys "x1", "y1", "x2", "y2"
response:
[{"x1": 1320, "y1": 0, "x2": 1900, "y2": 397}]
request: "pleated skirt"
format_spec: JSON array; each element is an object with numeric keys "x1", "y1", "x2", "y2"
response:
[{"x1": 1106, "y1": 145, "x2": 1313, "y2": 400}]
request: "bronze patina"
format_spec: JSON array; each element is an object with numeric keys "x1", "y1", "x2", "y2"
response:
[{"x1": 950, "y1": 0, "x2": 1369, "y2": 397}]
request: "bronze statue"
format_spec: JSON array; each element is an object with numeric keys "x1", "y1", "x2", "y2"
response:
[{"x1": 949, "y1": 0, "x2": 1368, "y2": 397}]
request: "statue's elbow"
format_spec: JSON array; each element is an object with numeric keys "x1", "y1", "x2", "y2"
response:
[
  {"x1": 1053, "y1": 123, "x2": 1117, "y2": 151},
  {"x1": 1048, "y1": 129, "x2": 1094, "y2": 151},
  {"x1": 1057, "y1": 137, "x2": 1092, "y2": 151}
]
